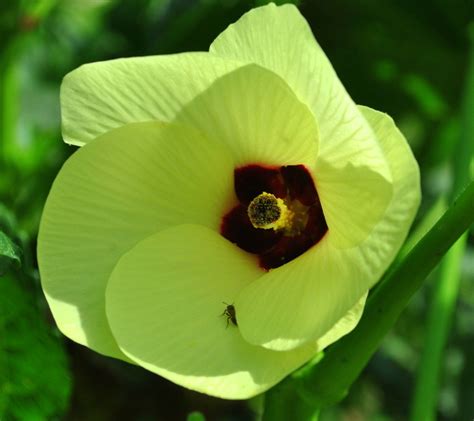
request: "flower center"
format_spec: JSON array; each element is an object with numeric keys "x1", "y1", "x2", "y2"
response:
[{"x1": 221, "y1": 164, "x2": 328, "y2": 270}]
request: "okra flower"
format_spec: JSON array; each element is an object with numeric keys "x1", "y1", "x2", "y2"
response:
[{"x1": 38, "y1": 3, "x2": 420, "y2": 399}]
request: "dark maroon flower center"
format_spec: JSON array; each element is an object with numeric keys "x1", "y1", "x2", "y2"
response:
[{"x1": 220, "y1": 164, "x2": 328, "y2": 270}]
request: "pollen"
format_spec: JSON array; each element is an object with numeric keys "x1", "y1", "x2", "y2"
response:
[{"x1": 247, "y1": 192, "x2": 291, "y2": 230}]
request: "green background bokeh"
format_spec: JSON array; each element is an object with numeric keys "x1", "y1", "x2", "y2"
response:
[{"x1": 0, "y1": 1, "x2": 473, "y2": 420}]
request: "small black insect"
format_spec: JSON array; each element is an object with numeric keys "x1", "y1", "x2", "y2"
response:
[{"x1": 221, "y1": 302, "x2": 238, "y2": 327}]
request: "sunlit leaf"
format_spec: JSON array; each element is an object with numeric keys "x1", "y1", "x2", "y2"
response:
[{"x1": 0, "y1": 231, "x2": 21, "y2": 275}]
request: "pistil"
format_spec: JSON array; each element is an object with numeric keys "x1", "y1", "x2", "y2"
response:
[{"x1": 247, "y1": 192, "x2": 292, "y2": 231}]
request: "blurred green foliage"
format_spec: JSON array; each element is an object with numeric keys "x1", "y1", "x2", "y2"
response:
[
  {"x1": 0, "y1": 0, "x2": 473, "y2": 420},
  {"x1": 0, "y1": 274, "x2": 71, "y2": 421},
  {"x1": 187, "y1": 411, "x2": 207, "y2": 421}
]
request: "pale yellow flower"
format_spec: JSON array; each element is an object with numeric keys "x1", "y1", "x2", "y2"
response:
[{"x1": 38, "y1": 3, "x2": 420, "y2": 399}]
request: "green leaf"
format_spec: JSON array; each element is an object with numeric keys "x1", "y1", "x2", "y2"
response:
[
  {"x1": 0, "y1": 203, "x2": 16, "y2": 236},
  {"x1": 0, "y1": 275, "x2": 71, "y2": 420},
  {"x1": 0, "y1": 230, "x2": 21, "y2": 275}
]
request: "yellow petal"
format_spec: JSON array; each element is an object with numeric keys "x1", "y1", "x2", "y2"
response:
[
  {"x1": 314, "y1": 159, "x2": 393, "y2": 248},
  {"x1": 106, "y1": 224, "x2": 319, "y2": 399},
  {"x1": 175, "y1": 64, "x2": 318, "y2": 167},
  {"x1": 61, "y1": 53, "x2": 242, "y2": 146},
  {"x1": 210, "y1": 3, "x2": 390, "y2": 181},
  {"x1": 38, "y1": 122, "x2": 234, "y2": 359},
  {"x1": 235, "y1": 106, "x2": 420, "y2": 351}
]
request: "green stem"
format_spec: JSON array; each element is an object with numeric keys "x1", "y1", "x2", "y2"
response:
[
  {"x1": 294, "y1": 179, "x2": 474, "y2": 408},
  {"x1": 262, "y1": 379, "x2": 319, "y2": 421},
  {"x1": 410, "y1": 235, "x2": 467, "y2": 420},
  {"x1": 409, "y1": 23, "x2": 474, "y2": 421}
]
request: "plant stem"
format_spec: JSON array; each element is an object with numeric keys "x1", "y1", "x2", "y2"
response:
[
  {"x1": 262, "y1": 379, "x2": 319, "y2": 421},
  {"x1": 410, "y1": 235, "x2": 467, "y2": 420},
  {"x1": 409, "y1": 23, "x2": 474, "y2": 421}
]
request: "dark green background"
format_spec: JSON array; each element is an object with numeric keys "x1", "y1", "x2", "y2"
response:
[{"x1": 1, "y1": 0, "x2": 473, "y2": 420}]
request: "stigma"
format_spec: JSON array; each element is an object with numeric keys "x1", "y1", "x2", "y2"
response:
[{"x1": 247, "y1": 192, "x2": 292, "y2": 231}]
